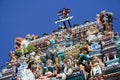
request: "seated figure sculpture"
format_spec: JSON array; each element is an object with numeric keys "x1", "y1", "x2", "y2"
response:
[{"x1": 79, "y1": 39, "x2": 98, "y2": 64}]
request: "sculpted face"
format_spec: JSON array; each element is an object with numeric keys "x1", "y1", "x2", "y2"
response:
[
  {"x1": 36, "y1": 71, "x2": 42, "y2": 77},
  {"x1": 93, "y1": 54, "x2": 98, "y2": 60},
  {"x1": 47, "y1": 60, "x2": 53, "y2": 66}
]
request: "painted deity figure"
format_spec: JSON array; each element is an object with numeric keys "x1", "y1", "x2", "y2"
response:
[
  {"x1": 79, "y1": 63, "x2": 88, "y2": 80},
  {"x1": 55, "y1": 60, "x2": 65, "y2": 80},
  {"x1": 43, "y1": 59, "x2": 57, "y2": 78},
  {"x1": 63, "y1": 59, "x2": 73, "y2": 76},
  {"x1": 56, "y1": 58, "x2": 73, "y2": 80},
  {"x1": 9, "y1": 51, "x2": 17, "y2": 65},
  {"x1": 35, "y1": 71, "x2": 49, "y2": 80},
  {"x1": 54, "y1": 44, "x2": 65, "y2": 61},
  {"x1": 90, "y1": 54, "x2": 104, "y2": 77},
  {"x1": 15, "y1": 37, "x2": 24, "y2": 50},
  {"x1": 17, "y1": 62, "x2": 35, "y2": 80},
  {"x1": 79, "y1": 39, "x2": 94, "y2": 64},
  {"x1": 79, "y1": 47, "x2": 90, "y2": 64},
  {"x1": 86, "y1": 26, "x2": 99, "y2": 35},
  {"x1": 89, "y1": 41, "x2": 101, "y2": 57},
  {"x1": 57, "y1": 8, "x2": 70, "y2": 19},
  {"x1": 96, "y1": 10, "x2": 113, "y2": 31}
]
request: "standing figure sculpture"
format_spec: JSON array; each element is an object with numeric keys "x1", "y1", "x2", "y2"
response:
[
  {"x1": 57, "y1": 8, "x2": 70, "y2": 19},
  {"x1": 56, "y1": 8, "x2": 72, "y2": 28}
]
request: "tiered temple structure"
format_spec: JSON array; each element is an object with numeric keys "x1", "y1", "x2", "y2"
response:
[{"x1": 0, "y1": 9, "x2": 120, "y2": 80}]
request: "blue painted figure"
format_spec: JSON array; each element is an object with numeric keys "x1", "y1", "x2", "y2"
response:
[{"x1": 89, "y1": 41, "x2": 101, "y2": 57}]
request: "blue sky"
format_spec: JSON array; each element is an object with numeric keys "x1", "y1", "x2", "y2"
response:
[{"x1": 0, "y1": 0, "x2": 120, "y2": 71}]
